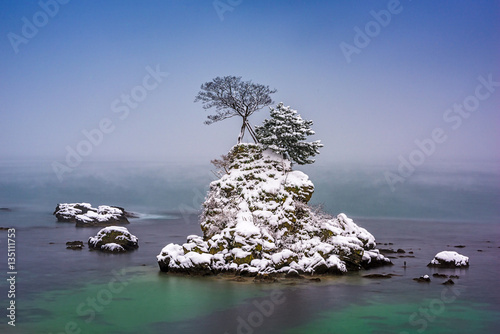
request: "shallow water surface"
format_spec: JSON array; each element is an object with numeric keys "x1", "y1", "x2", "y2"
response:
[{"x1": 0, "y1": 211, "x2": 499, "y2": 334}]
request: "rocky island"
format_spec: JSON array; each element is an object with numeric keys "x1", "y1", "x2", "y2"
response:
[
  {"x1": 53, "y1": 203, "x2": 131, "y2": 227},
  {"x1": 157, "y1": 144, "x2": 391, "y2": 277}
]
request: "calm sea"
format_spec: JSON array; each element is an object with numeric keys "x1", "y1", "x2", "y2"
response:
[{"x1": 0, "y1": 160, "x2": 499, "y2": 333}]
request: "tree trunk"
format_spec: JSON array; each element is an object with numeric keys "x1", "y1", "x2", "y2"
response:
[{"x1": 237, "y1": 119, "x2": 246, "y2": 144}]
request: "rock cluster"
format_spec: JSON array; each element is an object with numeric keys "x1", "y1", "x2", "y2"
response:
[{"x1": 54, "y1": 203, "x2": 130, "y2": 227}]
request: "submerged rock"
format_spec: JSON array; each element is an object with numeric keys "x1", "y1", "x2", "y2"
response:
[
  {"x1": 54, "y1": 203, "x2": 130, "y2": 227},
  {"x1": 285, "y1": 269, "x2": 305, "y2": 279},
  {"x1": 432, "y1": 273, "x2": 448, "y2": 278},
  {"x1": 428, "y1": 251, "x2": 469, "y2": 268},
  {"x1": 363, "y1": 273, "x2": 393, "y2": 279},
  {"x1": 157, "y1": 144, "x2": 391, "y2": 277},
  {"x1": 88, "y1": 226, "x2": 138, "y2": 253}
]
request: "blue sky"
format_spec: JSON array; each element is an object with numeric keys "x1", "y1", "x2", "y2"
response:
[{"x1": 1, "y1": 0, "x2": 499, "y2": 168}]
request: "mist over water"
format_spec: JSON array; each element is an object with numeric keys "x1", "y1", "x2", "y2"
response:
[
  {"x1": 305, "y1": 162, "x2": 500, "y2": 224},
  {"x1": 1, "y1": 160, "x2": 497, "y2": 225},
  {"x1": 0, "y1": 162, "x2": 500, "y2": 223},
  {"x1": 0, "y1": 160, "x2": 213, "y2": 218}
]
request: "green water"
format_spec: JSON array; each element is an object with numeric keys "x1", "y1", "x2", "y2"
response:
[
  {"x1": 286, "y1": 298, "x2": 498, "y2": 334},
  {"x1": 13, "y1": 266, "x2": 500, "y2": 334},
  {"x1": 21, "y1": 267, "x2": 269, "y2": 334}
]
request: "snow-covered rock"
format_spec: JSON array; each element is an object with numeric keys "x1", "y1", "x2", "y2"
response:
[
  {"x1": 157, "y1": 144, "x2": 391, "y2": 276},
  {"x1": 428, "y1": 251, "x2": 469, "y2": 268},
  {"x1": 54, "y1": 203, "x2": 130, "y2": 227},
  {"x1": 88, "y1": 226, "x2": 138, "y2": 252}
]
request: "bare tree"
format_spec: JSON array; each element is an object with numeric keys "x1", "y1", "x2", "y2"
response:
[
  {"x1": 210, "y1": 153, "x2": 231, "y2": 177},
  {"x1": 194, "y1": 76, "x2": 276, "y2": 144}
]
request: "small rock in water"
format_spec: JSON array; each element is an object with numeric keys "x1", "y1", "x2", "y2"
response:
[
  {"x1": 454, "y1": 245, "x2": 466, "y2": 248},
  {"x1": 66, "y1": 241, "x2": 84, "y2": 250},
  {"x1": 428, "y1": 251, "x2": 469, "y2": 268},
  {"x1": 432, "y1": 273, "x2": 448, "y2": 278},
  {"x1": 442, "y1": 279, "x2": 455, "y2": 285},
  {"x1": 413, "y1": 275, "x2": 431, "y2": 283},
  {"x1": 88, "y1": 226, "x2": 138, "y2": 253},
  {"x1": 396, "y1": 249, "x2": 405, "y2": 253}
]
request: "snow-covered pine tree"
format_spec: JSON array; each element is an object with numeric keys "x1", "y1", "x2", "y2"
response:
[{"x1": 255, "y1": 102, "x2": 323, "y2": 165}]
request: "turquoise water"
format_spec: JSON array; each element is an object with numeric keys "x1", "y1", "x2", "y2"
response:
[{"x1": 0, "y1": 161, "x2": 499, "y2": 333}]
